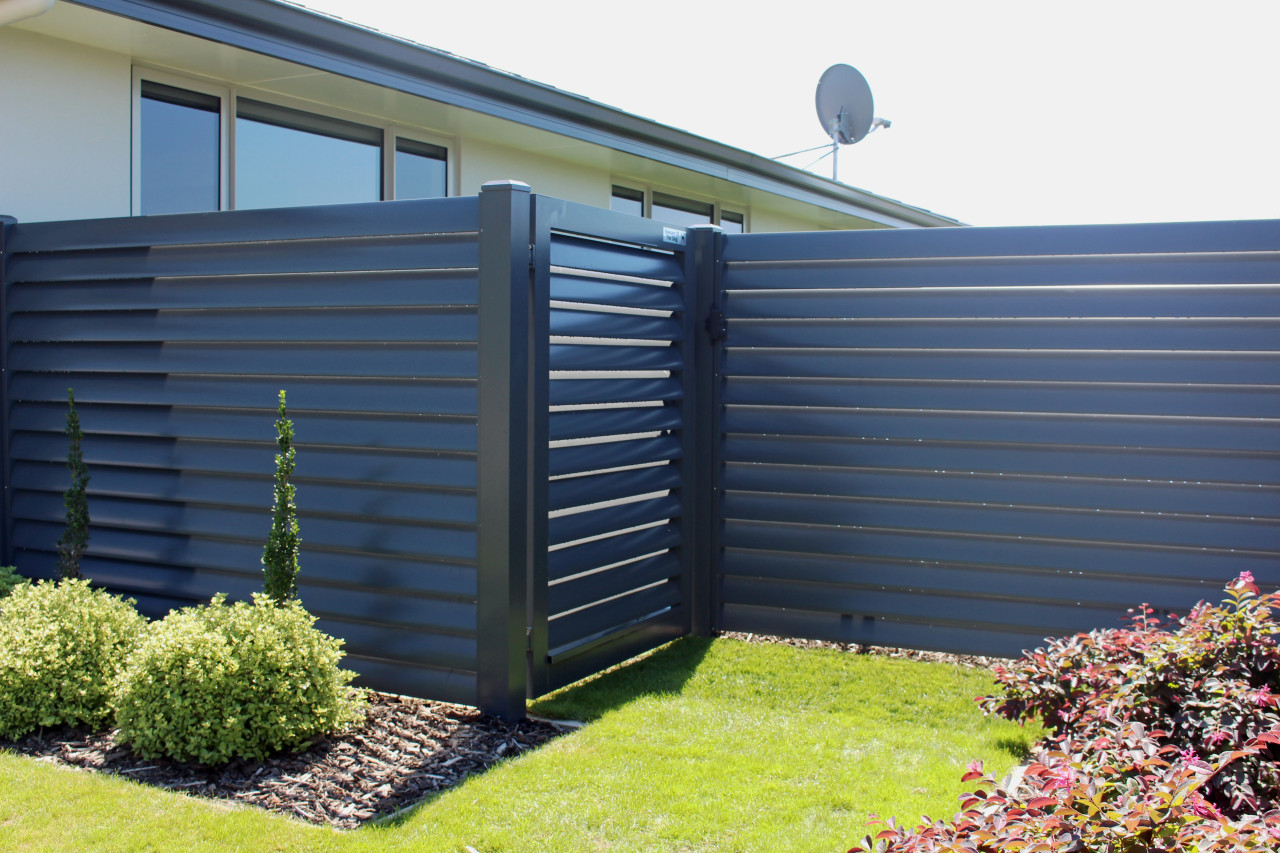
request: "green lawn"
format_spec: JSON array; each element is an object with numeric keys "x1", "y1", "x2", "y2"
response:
[{"x1": 0, "y1": 637, "x2": 1041, "y2": 853}]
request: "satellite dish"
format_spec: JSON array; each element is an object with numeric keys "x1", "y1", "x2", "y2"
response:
[{"x1": 815, "y1": 64, "x2": 875, "y2": 144}]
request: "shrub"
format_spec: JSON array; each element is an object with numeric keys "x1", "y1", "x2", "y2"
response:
[
  {"x1": 981, "y1": 573, "x2": 1280, "y2": 817},
  {"x1": 852, "y1": 723, "x2": 1280, "y2": 853},
  {"x1": 262, "y1": 390, "x2": 301, "y2": 603},
  {"x1": 0, "y1": 565, "x2": 26, "y2": 598},
  {"x1": 57, "y1": 388, "x2": 90, "y2": 580},
  {"x1": 114, "y1": 594, "x2": 364, "y2": 765},
  {"x1": 0, "y1": 579, "x2": 146, "y2": 740},
  {"x1": 852, "y1": 575, "x2": 1280, "y2": 851}
]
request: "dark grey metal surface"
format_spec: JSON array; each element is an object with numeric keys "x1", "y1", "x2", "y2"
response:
[
  {"x1": 2, "y1": 197, "x2": 484, "y2": 704},
  {"x1": 475, "y1": 181, "x2": 533, "y2": 720},
  {"x1": 528, "y1": 197, "x2": 692, "y2": 695},
  {"x1": 717, "y1": 220, "x2": 1280, "y2": 656}
]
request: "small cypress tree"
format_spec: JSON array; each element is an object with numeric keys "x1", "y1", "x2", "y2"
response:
[
  {"x1": 262, "y1": 390, "x2": 301, "y2": 603},
  {"x1": 57, "y1": 388, "x2": 90, "y2": 580}
]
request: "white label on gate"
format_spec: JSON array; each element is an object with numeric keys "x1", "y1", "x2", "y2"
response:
[{"x1": 662, "y1": 227, "x2": 686, "y2": 246}]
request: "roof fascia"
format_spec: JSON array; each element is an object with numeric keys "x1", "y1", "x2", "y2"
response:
[{"x1": 66, "y1": 0, "x2": 960, "y2": 227}]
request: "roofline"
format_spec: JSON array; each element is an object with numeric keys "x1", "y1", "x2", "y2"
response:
[{"x1": 65, "y1": 0, "x2": 962, "y2": 228}]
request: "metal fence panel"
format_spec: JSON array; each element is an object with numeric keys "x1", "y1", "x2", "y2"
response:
[
  {"x1": 717, "y1": 220, "x2": 1280, "y2": 656},
  {"x1": 2, "y1": 197, "x2": 484, "y2": 704}
]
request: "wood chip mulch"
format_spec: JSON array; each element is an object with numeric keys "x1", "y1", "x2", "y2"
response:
[{"x1": 1, "y1": 691, "x2": 565, "y2": 830}]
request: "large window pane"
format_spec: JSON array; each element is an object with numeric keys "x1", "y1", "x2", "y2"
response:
[
  {"x1": 140, "y1": 82, "x2": 220, "y2": 215},
  {"x1": 720, "y1": 211, "x2": 745, "y2": 234},
  {"x1": 652, "y1": 192, "x2": 713, "y2": 227},
  {"x1": 235, "y1": 99, "x2": 381, "y2": 210},
  {"x1": 611, "y1": 185, "x2": 644, "y2": 217},
  {"x1": 395, "y1": 138, "x2": 447, "y2": 199}
]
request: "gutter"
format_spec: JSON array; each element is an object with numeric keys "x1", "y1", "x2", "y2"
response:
[
  {"x1": 65, "y1": 0, "x2": 961, "y2": 228},
  {"x1": 0, "y1": 0, "x2": 55, "y2": 26}
]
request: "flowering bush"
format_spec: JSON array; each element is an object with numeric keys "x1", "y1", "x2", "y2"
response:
[{"x1": 851, "y1": 574, "x2": 1280, "y2": 851}]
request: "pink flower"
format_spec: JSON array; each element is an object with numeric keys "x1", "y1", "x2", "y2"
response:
[
  {"x1": 966, "y1": 760, "x2": 983, "y2": 775},
  {"x1": 1189, "y1": 794, "x2": 1226, "y2": 821},
  {"x1": 1207, "y1": 730, "x2": 1230, "y2": 746},
  {"x1": 1256, "y1": 685, "x2": 1274, "y2": 707},
  {"x1": 1240, "y1": 571, "x2": 1255, "y2": 584}
]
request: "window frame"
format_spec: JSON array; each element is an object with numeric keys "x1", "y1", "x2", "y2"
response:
[
  {"x1": 131, "y1": 67, "x2": 454, "y2": 215},
  {"x1": 610, "y1": 181, "x2": 748, "y2": 232}
]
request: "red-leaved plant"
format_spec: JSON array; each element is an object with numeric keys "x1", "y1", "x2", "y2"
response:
[{"x1": 851, "y1": 574, "x2": 1280, "y2": 852}]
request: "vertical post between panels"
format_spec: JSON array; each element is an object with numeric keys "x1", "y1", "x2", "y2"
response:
[
  {"x1": 687, "y1": 225, "x2": 724, "y2": 636},
  {"x1": 0, "y1": 216, "x2": 14, "y2": 568},
  {"x1": 476, "y1": 181, "x2": 533, "y2": 720}
]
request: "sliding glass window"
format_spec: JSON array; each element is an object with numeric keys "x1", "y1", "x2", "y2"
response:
[
  {"x1": 139, "y1": 81, "x2": 221, "y2": 215},
  {"x1": 235, "y1": 99, "x2": 382, "y2": 210},
  {"x1": 610, "y1": 186, "x2": 645, "y2": 217}
]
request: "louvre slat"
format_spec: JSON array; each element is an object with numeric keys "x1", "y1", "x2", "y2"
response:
[
  {"x1": 549, "y1": 553, "x2": 682, "y2": 616},
  {"x1": 549, "y1": 234, "x2": 682, "y2": 281},
  {"x1": 548, "y1": 523, "x2": 682, "y2": 581},
  {"x1": 549, "y1": 308, "x2": 682, "y2": 341},
  {"x1": 549, "y1": 272, "x2": 684, "y2": 311},
  {"x1": 548, "y1": 494, "x2": 682, "y2": 547},
  {"x1": 549, "y1": 435, "x2": 682, "y2": 477},
  {"x1": 548, "y1": 581, "x2": 680, "y2": 650},
  {"x1": 549, "y1": 377, "x2": 682, "y2": 407},
  {"x1": 548, "y1": 464, "x2": 681, "y2": 511},
  {"x1": 548, "y1": 405, "x2": 682, "y2": 442},
  {"x1": 549, "y1": 343, "x2": 682, "y2": 371}
]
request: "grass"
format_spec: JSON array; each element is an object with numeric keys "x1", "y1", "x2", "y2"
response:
[{"x1": 0, "y1": 636, "x2": 1042, "y2": 852}]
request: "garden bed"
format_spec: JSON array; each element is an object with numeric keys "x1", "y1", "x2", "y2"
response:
[{"x1": 2, "y1": 690, "x2": 562, "y2": 830}]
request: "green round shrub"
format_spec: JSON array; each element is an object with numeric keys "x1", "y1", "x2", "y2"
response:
[
  {"x1": 0, "y1": 578, "x2": 146, "y2": 739},
  {"x1": 114, "y1": 594, "x2": 365, "y2": 764}
]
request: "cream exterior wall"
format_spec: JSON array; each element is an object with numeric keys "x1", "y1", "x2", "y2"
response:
[
  {"x1": 0, "y1": 26, "x2": 132, "y2": 222},
  {"x1": 0, "y1": 11, "x2": 906, "y2": 231}
]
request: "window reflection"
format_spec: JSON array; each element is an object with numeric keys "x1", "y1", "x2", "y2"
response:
[
  {"x1": 395, "y1": 138, "x2": 448, "y2": 199},
  {"x1": 652, "y1": 192, "x2": 713, "y2": 228},
  {"x1": 235, "y1": 99, "x2": 381, "y2": 210},
  {"x1": 140, "y1": 82, "x2": 220, "y2": 215},
  {"x1": 611, "y1": 186, "x2": 644, "y2": 217}
]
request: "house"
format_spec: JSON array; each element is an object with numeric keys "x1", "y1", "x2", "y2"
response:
[{"x1": 0, "y1": 0, "x2": 958, "y2": 230}]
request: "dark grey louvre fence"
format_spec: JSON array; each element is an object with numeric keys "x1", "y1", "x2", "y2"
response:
[
  {"x1": 0, "y1": 197, "x2": 487, "y2": 704},
  {"x1": 2, "y1": 193, "x2": 1278, "y2": 717},
  {"x1": 716, "y1": 221, "x2": 1280, "y2": 656}
]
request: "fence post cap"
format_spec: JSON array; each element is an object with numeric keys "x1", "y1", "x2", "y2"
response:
[{"x1": 480, "y1": 180, "x2": 531, "y2": 194}]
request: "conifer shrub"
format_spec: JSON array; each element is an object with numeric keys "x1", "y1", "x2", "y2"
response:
[
  {"x1": 57, "y1": 388, "x2": 90, "y2": 580},
  {"x1": 114, "y1": 594, "x2": 364, "y2": 765},
  {"x1": 262, "y1": 390, "x2": 301, "y2": 603},
  {"x1": 0, "y1": 565, "x2": 25, "y2": 598},
  {"x1": 0, "y1": 579, "x2": 146, "y2": 739}
]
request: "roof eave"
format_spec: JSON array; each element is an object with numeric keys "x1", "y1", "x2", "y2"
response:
[{"x1": 68, "y1": 0, "x2": 962, "y2": 227}]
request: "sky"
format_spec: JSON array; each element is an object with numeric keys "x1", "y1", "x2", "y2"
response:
[{"x1": 298, "y1": 0, "x2": 1280, "y2": 227}]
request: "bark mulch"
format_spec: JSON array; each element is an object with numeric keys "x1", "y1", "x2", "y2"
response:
[{"x1": 2, "y1": 691, "x2": 565, "y2": 830}]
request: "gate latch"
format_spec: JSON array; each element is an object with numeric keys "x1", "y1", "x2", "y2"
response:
[{"x1": 705, "y1": 306, "x2": 727, "y2": 342}]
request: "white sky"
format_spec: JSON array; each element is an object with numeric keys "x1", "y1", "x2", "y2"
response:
[{"x1": 299, "y1": 0, "x2": 1280, "y2": 227}]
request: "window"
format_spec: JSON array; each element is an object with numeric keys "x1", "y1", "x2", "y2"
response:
[
  {"x1": 139, "y1": 82, "x2": 221, "y2": 215},
  {"x1": 652, "y1": 192, "x2": 714, "y2": 228},
  {"x1": 235, "y1": 99, "x2": 382, "y2": 210},
  {"x1": 133, "y1": 71, "x2": 450, "y2": 214},
  {"x1": 611, "y1": 184, "x2": 747, "y2": 231},
  {"x1": 610, "y1": 185, "x2": 644, "y2": 217},
  {"x1": 395, "y1": 138, "x2": 448, "y2": 200}
]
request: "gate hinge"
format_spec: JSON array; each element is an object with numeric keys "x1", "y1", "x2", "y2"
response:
[{"x1": 705, "y1": 306, "x2": 727, "y2": 342}]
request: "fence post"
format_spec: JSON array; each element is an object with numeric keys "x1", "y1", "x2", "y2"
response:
[
  {"x1": 0, "y1": 216, "x2": 13, "y2": 568},
  {"x1": 476, "y1": 182, "x2": 533, "y2": 720},
  {"x1": 686, "y1": 225, "x2": 724, "y2": 636}
]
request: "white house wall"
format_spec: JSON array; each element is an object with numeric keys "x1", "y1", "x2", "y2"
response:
[{"x1": 0, "y1": 26, "x2": 131, "y2": 222}]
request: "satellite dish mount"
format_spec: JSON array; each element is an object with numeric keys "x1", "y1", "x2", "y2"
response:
[{"x1": 815, "y1": 64, "x2": 877, "y2": 181}]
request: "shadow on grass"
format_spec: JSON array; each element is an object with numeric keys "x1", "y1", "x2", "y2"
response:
[
  {"x1": 528, "y1": 635, "x2": 713, "y2": 723},
  {"x1": 994, "y1": 733, "x2": 1039, "y2": 763},
  {"x1": 367, "y1": 637, "x2": 714, "y2": 831}
]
